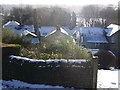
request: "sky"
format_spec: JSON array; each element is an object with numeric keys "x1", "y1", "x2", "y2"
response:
[{"x1": 0, "y1": 0, "x2": 119, "y2": 6}]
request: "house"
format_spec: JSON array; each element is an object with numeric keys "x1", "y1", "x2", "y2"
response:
[
  {"x1": 40, "y1": 26, "x2": 81, "y2": 36},
  {"x1": 3, "y1": 20, "x2": 39, "y2": 44},
  {"x1": 44, "y1": 26, "x2": 75, "y2": 44},
  {"x1": 40, "y1": 26, "x2": 80, "y2": 44},
  {"x1": 3, "y1": 20, "x2": 23, "y2": 35},
  {"x1": 3, "y1": 20, "x2": 35, "y2": 33},
  {"x1": 105, "y1": 24, "x2": 120, "y2": 56},
  {"x1": 81, "y1": 27, "x2": 108, "y2": 49},
  {"x1": 22, "y1": 30, "x2": 40, "y2": 44},
  {"x1": 3, "y1": 20, "x2": 20, "y2": 30}
]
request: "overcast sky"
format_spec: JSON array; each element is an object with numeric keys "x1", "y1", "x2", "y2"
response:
[{"x1": 0, "y1": 0, "x2": 119, "y2": 6}]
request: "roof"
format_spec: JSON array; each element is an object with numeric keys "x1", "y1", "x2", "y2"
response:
[
  {"x1": 21, "y1": 25, "x2": 35, "y2": 33},
  {"x1": 3, "y1": 21, "x2": 20, "y2": 27},
  {"x1": 106, "y1": 24, "x2": 120, "y2": 37},
  {"x1": 40, "y1": 26, "x2": 81, "y2": 36},
  {"x1": 87, "y1": 35, "x2": 108, "y2": 43},
  {"x1": 45, "y1": 28, "x2": 69, "y2": 37},
  {"x1": 31, "y1": 38, "x2": 40, "y2": 44},
  {"x1": 82, "y1": 27, "x2": 108, "y2": 43},
  {"x1": 82, "y1": 27, "x2": 104, "y2": 35},
  {"x1": 62, "y1": 26, "x2": 81, "y2": 35},
  {"x1": 22, "y1": 30, "x2": 37, "y2": 37},
  {"x1": 40, "y1": 26, "x2": 56, "y2": 36},
  {"x1": 61, "y1": 28, "x2": 69, "y2": 35}
]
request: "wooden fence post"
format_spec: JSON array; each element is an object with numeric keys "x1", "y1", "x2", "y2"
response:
[{"x1": 92, "y1": 56, "x2": 98, "y2": 89}]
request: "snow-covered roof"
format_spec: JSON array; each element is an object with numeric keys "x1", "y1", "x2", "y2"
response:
[
  {"x1": 40, "y1": 26, "x2": 81, "y2": 36},
  {"x1": 87, "y1": 36, "x2": 108, "y2": 43},
  {"x1": 45, "y1": 27, "x2": 69, "y2": 37},
  {"x1": 3, "y1": 21, "x2": 20, "y2": 27},
  {"x1": 45, "y1": 30, "x2": 56, "y2": 37},
  {"x1": 106, "y1": 24, "x2": 120, "y2": 37},
  {"x1": 61, "y1": 28, "x2": 69, "y2": 35},
  {"x1": 22, "y1": 30, "x2": 37, "y2": 37},
  {"x1": 62, "y1": 26, "x2": 81, "y2": 35},
  {"x1": 21, "y1": 25, "x2": 35, "y2": 33},
  {"x1": 82, "y1": 27, "x2": 104, "y2": 35},
  {"x1": 62, "y1": 27, "x2": 74, "y2": 35},
  {"x1": 40, "y1": 26, "x2": 56, "y2": 36},
  {"x1": 82, "y1": 27, "x2": 108, "y2": 43}
]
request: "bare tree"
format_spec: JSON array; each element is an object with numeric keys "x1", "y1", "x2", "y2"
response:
[{"x1": 33, "y1": 9, "x2": 41, "y2": 41}]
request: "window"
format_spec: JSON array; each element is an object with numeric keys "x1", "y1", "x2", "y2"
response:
[{"x1": 95, "y1": 43, "x2": 100, "y2": 48}]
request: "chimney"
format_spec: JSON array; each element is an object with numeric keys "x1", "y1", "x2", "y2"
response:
[{"x1": 56, "y1": 25, "x2": 60, "y2": 30}]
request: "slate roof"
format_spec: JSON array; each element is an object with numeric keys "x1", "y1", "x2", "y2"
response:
[
  {"x1": 82, "y1": 27, "x2": 108, "y2": 43},
  {"x1": 21, "y1": 25, "x2": 35, "y2": 33},
  {"x1": 3, "y1": 21, "x2": 20, "y2": 28},
  {"x1": 22, "y1": 30, "x2": 37, "y2": 37},
  {"x1": 45, "y1": 28, "x2": 69, "y2": 37},
  {"x1": 40, "y1": 26, "x2": 56, "y2": 36},
  {"x1": 31, "y1": 38, "x2": 40, "y2": 44},
  {"x1": 87, "y1": 36, "x2": 108, "y2": 43},
  {"x1": 40, "y1": 26, "x2": 81, "y2": 36}
]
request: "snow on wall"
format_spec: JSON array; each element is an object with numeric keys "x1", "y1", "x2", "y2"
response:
[{"x1": 9, "y1": 55, "x2": 88, "y2": 64}]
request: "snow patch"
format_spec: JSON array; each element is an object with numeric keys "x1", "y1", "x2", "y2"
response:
[
  {"x1": 1, "y1": 80, "x2": 64, "y2": 88},
  {"x1": 97, "y1": 69, "x2": 119, "y2": 88}
]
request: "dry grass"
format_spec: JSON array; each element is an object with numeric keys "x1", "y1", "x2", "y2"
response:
[{"x1": 0, "y1": 42, "x2": 20, "y2": 47}]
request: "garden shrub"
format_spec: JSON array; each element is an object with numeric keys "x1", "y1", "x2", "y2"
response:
[
  {"x1": 39, "y1": 35, "x2": 91, "y2": 60},
  {"x1": 2, "y1": 28, "x2": 31, "y2": 47},
  {"x1": 20, "y1": 34, "x2": 91, "y2": 60},
  {"x1": 20, "y1": 47, "x2": 63, "y2": 60},
  {"x1": 39, "y1": 52, "x2": 62, "y2": 60}
]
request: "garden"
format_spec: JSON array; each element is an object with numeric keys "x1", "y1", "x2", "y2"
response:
[
  {"x1": 1, "y1": 28, "x2": 98, "y2": 89},
  {"x1": 2, "y1": 28, "x2": 92, "y2": 60}
]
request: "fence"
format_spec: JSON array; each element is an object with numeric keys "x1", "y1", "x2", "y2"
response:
[{"x1": 2, "y1": 55, "x2": 98, "y2": 89}]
